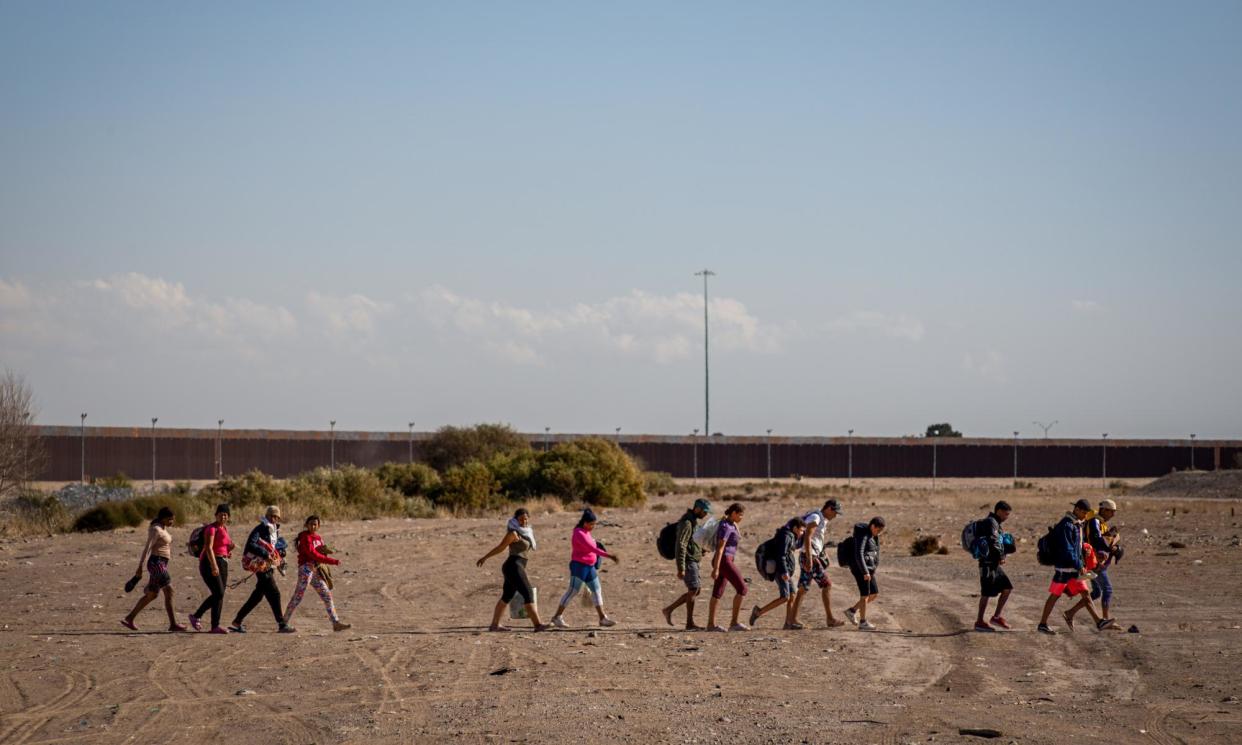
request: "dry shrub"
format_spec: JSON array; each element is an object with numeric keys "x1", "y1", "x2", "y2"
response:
[{"x1": 910, "y1": 534, "x2": 946, "y2": 556}]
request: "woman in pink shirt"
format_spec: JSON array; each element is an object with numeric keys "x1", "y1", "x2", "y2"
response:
[
  {"x1": 550, "y1": 509, "x2": 620, "y2": 629},
  {"x1": 189, "y1": 504, "x2": 234, "y2": 634}
]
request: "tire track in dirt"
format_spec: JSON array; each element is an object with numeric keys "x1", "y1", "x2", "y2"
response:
[{"x1": 0, "y1": 668, "x2": 94, "y2": 745}]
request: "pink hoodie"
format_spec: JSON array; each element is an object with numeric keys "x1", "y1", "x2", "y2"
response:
[{"x1": 570, "y1": 527, "x2": 612, "y2": 566}]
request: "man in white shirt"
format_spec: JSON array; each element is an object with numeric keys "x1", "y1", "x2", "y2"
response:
[{"x1": 788, "y1": 499, "x2": 845, "y2": 629}]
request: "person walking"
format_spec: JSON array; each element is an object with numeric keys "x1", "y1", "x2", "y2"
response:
[
  {"x1": 789, "y1": 499, "x2": 845, "y2": 629},
  {"x1": 283, "y1": 515, "x2": 351, "y2": 632},
  {"x1": 1038, "y1": 499, "x2": 1114, "y2": 634},
  {"x1": 550, "y1": 509, "x2": 620, "y2": 629},
  {"x1": 477, "y1": 508, "x2": 550, "y2": 632},
  {"x1": 121, "y1": 506, "x2": 188, "y2": 632},
  {"x1": 707, "y1": 503, "x2": 750, "y2": 632},
  {"x1": 1085, "y1": 498, "x2": 1122, "y2": 621},
  {"x1": 189, "y1": 504, "x2": 233, "y2": 634},
  {"x1": 748, "y1": 517, "x2": 806, "y2": 629},
  {"x1": 661, "y1": 498, "x2": 712, "y2": 630},
  {"x1": 973, "y1": 501, "x2": 1015, "y2": 632},
  {"x1": 841, "y1": 517, "x2": 885, "y2": 631},
  {"x1": 229, "y1": 505, "x2": 294, "y2": 634}
]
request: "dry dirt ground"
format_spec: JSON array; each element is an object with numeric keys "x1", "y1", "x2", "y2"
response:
[{"x1": 2, "y1": 480, "x2": 1241, "y2": 745}]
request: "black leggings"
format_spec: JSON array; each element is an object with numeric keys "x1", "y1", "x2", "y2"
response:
[
  {"x1": 234, "y1": 570, "x2": 284, "y2": 626},
  {"x1": 194, "y1": 558, "x2": 228, "y2": 628},
  {"x1": 500, "y1": 556, "x2": 534, "y2": 604}
]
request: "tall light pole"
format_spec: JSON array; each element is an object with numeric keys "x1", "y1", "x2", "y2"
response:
[
  {"x1": 1012, "y1": 431, "x2": 1020, "y2": 483},
  {"x1": 692, "y1": 428, "x2": 699, "y2": 483},
  {"x1": 79, "y1": 413, "x2": 87, "y2": 483},
  {"x1": 694, "y1": 269, "x2": 716, "y2": 437},
  {"x1": 1190, "y1": 433, "x2": 1196, "y2": 470},
  {"x1": 544, "y1": 426, "x2": 551, "y2": 452},
  {"x1": 150, "y1": 417, "x2": 158, "y2": 488},
  {"x1": 1033, "y1": 420, "x2": 1058, "y2": 439},
  {"x1": 931, "y1": 437, "x2": 938, "y2": 490},
  {"x1": 217, "y1": 419, "x2": 224, "y2": 479},
  {"x1": 766, "y1": 428, "x2": 773, "y2": 483},
  {"x1": 408, "y1": 422, "x2": 415, "y2": 463},
  {"x1": 615, "y1": 427, "x2": 622, "y2": 447},
  {"x1": 847, "y1": 429, "x2": 854, "y2": 487},
  {"x1": 330, "y1": 420, "x2": 336, "y2": 471},
  {"x1": 1101, "y1": 433, "x2": 1109, "y2": 487}
]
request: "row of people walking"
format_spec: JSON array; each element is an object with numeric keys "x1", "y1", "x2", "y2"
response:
[{"x1": 122, "y1": 503, "x2": 351, "y2": 634}]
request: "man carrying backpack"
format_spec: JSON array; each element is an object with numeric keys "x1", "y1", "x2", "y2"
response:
[
  {"x1": 1037, "y1": 499, "x2": 1114, "y2": 634},
  {"x1": 748, "y1": 517, "x2": 806, "y2": 628},
  {"x1": 229, "y1": 505, "x2": 295, "y2": 634},
  {"x1": 661, "y1": 498, "x2": 712, "y2": 630},
  {"x1": 789, "y1": 499, "x2": 845, "y2": 629},
  {"x1": 1074, "y1": 498, "x2": 1122, "y2": 625},
  {"x1": 973, "y1": 500, "x2": 1014, "y2": 632},
  {"x1": 840, "y1": 517, "x2": 885, "y2": 631}
]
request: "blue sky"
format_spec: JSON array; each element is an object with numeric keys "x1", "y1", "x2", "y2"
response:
[{"x1": 2, "y1": 2, "x2": 1240, "y2": 438}]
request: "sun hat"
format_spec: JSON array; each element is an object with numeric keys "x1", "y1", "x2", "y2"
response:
[{"x1": 1098, "y1": 498, "x2": 1118, "y2": 511}]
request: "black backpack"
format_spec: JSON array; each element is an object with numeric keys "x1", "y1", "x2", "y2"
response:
[
  {"x1": 657, "y1": 521, "x2": 680, "y2": 560},
  {"x1": 754, "y1": 539, "x2": 779, "y2": 581},
  {"x1": 1036, "y1": 525, "x2": 1056, "y2": 566},
  {"x1": 836, "y1": 535, "x2": 854, "y2": 568}
]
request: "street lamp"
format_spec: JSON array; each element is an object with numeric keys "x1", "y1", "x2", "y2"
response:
[
  {"x1": 330, "y1": 421, "x2": 336, "y2": 471},
  {"x1": 408, "y1": 422, "x2": 415, "y2": 464},
  {"x1": 1101, "y1": 433, "x2": 1109, "y2": 487},
  {"x1": 692, "y1": 428, "x2": 700, "y2": 483},
  {"x1": 931, "y1": 436, "x2": 938, "y2": 490},
  {"x1": 150, "y1": 417, "x2": 158, "y2": 488},
  {"x1": 544, "y1": 426, "x2": 551, "y2": 451},
  {"x1": 1033, "y1": 420, "x2": 1058, "y2": 439},
  {"x1": 217, "y1": 419, "x2": 224, "y2": 479},
  {"x1": 766, "y1": 429, "x2": 773, "y2": 483},
  {"x1": 694, "y1": 269, "x2": 716, "y2": 436},
  {"x1": 1012, "y1": 431, "x2": 1020, "y2": 484},
  {"x1": 615, "y1": 427, "x2": 621, "y2": 446},
  {"x1": 79, "y1": 413, "x2": 87, "y2": 483},
  {"x1": 847, "y1": 429, "x2": 854, "y2": 487},
  {"x1": 1190, "y1": 433, "x2": 1196, "y2": 470}
]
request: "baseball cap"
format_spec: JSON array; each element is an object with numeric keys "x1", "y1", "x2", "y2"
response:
[
  {"x1": 1099, "y1": 498, "x2": 1117, "y2": 511},
  {"x1": 1072, "y1": 498, "x2": 1092, "y2": 512},
  {"x1": 824, "y1": 498, "x2": 843, "y2": 514},
  {"x1": 693, "y1": 498, "x2": 712, "y2": 513}
]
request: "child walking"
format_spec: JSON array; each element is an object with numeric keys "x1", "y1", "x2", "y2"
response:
[
  {"x1": 749, "y1": 517, "x2": 806, "y2": 629},
  {"x1": 283, "y1": 515, "x2": 350, "y2": 632}
]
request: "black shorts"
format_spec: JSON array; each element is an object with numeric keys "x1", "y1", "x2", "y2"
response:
[
  {"x1": 979, "y1": 564, "x2": 1013, "y2": 598},
  {"x1": 500, "y1": 556, "x2": 534, "y2": 604},
  {"x1": 851, "y1": 567, "x2": 878, "y2": 597}
]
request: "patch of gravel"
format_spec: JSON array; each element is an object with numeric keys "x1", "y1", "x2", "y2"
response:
[
  {"x1": 1134, "y1": 470, "x2": 1242, "y2": 500},
  {"x1": 52, "y1": 483, "x2": 135, "y2": 510}
]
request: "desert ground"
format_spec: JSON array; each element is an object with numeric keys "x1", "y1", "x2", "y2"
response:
[{"x1": 2, "y1": 478, "x2": 1241, "y2": 745}]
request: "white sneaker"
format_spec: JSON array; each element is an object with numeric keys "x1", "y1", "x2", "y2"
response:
[
  {"x1": 599, "y1": 617, "x2": 616, "y2": 628},
  {"x1": 845, "y1": 608, "x2": 858, "y2": 625},
  {"x1": 858, "y1": 620, "x2": 876, "y2": 631},
  {"x1": 729, "y1": 623, "x2": 750, "y2": 632},
  {"x1": 551, "y1": 616, "x2": 568, "y2": 629}
]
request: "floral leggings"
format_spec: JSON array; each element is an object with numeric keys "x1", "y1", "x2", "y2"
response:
[{"x1": 283, "y1": 563, "x2": 339, "y2": 624}]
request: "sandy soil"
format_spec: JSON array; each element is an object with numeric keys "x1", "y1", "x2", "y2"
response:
[{"x1": 1, "y1": 480, "x2": 1240, "y2": 745}]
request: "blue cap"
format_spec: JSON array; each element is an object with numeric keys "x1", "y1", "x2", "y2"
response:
[{"x1": 693, "y1": 498, "x2": 712, "y2": 513}]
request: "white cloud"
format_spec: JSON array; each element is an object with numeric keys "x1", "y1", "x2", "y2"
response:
[
  {"x1": 0, "y1": 277, "x2": 33, "y2": 310},
  {"x1": 306, "y1": 291, "x2": 391, "y2": 339},
  {"x1": 827, "y1": 311, "x2": 925, "y2": 341},
  {"x1": 963, "y1": 350, "x2": 1007, "y2": 381},
  {"x1": 1071, "y1": 299, "x2": 1103, "y2": 312}
]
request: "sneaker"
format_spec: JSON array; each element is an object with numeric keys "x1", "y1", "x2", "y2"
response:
[
  {"x1": 1096, "y1": 618, "x2": 1116, "y2": 631},
  {"x1": 599, "y1": 617, "x2": 616, "y2": 628},
  {"x1": 709, "y1": 625, "x2": 728, "y2": 632},
  {"x1": 748, "y1": 606, "x2": 761, "y2": 627},
  {"x1": 685, "y1": 623, "x2": 705, "y2": 631},
  {"x1": 729, "y1": 623, "x2": 750, "y2": 632},
  {"x1": 188, "y1": 614, "x2": 202, "y2": 632},
  {"x1": 1037, "y1": 623, "x2": 1056, "y2": 635},
  {"x1": 974, "y1": 621, "x2": 996, "y2": 633},
  {"x1": 989, "y1": 616, "x2": 1011, "y2": 630},
  {"x1": 208, "y1": 627, "x2": 229, "y2": 634},
  {"x1": 332, "y1": 621, "x2": 352, "y2": 632},
  {"x1": 845, "y1": 607, "x2": 858, "y2": 626},
  {"x1": 534, "y1": 623, "x2": 553, "y2": 632},
  {"x1": 228, "y1": 624, "x2": 246, "y2": 634},
  {"x1": 783, "y1": 622, "x2": 805, "y2": 630},
  {"x1": 278, "y1": 625, "x2": 297, "y2": 634},
  {"x1": 168, "y1": 623, "x2": 189, "y2": 633},
  {"x1": 858, "y1": 620, "x2": 876, "y2": 631},
  {"x1": 120, "y1": 618, "x2": 138, "y2": 631},
  {"x1": 551, "y1": 616, "x2": 568, "y2": 629}
]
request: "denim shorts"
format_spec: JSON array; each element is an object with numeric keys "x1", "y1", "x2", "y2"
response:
[{"x1": 682, "y1": 561, "x2": 701, "y2": 591}]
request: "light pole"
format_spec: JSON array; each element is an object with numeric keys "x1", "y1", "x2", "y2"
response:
[
  {"x1": 931, "y1": 437, "x2": 938, "y2": 490},
  {"x1": 847, "y1": 429, "x2": 854, "y2": 487},
  {"x1": 330, "y1": 421, "x2": 336, "y2": 471},
  {"x1": 1101, "y1": 433, "x2": 1109, "y2": 487},
  {"x1": 150, "y1": 417, "x2": 158, "y2": 488},
  {"x1": 1190, "y1": 433, "x2": 1196, "y2": 470},
  {"x1": 544, "y1": 426, "x2": 550, "y2": 452},
  {"x1": 217, "y1": 419, "x2": 224, "y2": 478},
  {"x1": 766, "y1": 428, "x2": 773, "y2": 483},
  {"x1": 79, "y1": 413, "x2": 87, "y2": 483},
  {"x1": 408, "y1": 422, "x2": 415, "y2": 463},
  {"x1": 1033, "y1": 420, "x2": 1058, "y2": 439},
  {"x1": 694, "y1": 269, "x2": 716, "y2": 436},
  {"x1": 615, "y1": 427, "x2": 621, "y2": 446},
  {"x1": 692, "y1": 428, "x2": 699, "y2": 483},
  {"x1": 1012, "y1": 431, "x2": 1020, "y2": 483}
]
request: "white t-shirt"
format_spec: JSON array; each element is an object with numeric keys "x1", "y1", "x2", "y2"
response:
[{"x1": 801, "y1": 511, "x2": 828, "y2": 556}]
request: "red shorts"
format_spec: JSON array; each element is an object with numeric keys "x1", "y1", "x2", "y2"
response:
[{"x1": 1048, "y1": 573, "x2": 1089, "y2": 597}]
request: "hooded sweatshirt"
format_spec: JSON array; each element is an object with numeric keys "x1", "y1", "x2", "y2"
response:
[{"x1": 851, "y1": 522, "x2": 880, "y2": 573}]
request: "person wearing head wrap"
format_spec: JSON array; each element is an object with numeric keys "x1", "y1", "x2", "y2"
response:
[
  {"x1": 549, "y1": 508, "x2": 620, "y2": 628},
  {"x1": 477, "y1": 508, "x2": 549, "y2": 631}
]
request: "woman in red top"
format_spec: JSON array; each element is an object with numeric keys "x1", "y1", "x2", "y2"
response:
[
  {"x1": 190, "y1": 504, "x2": 234, "y2": 633},
  {"x1": 283, "y1": 515, "x2": 350, "y2": 631}
]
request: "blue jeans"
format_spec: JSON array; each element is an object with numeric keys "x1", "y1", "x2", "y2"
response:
[
  {"x1": 560, "y1": 560, "x2": 603, "y2": 607},
  {"x1": 1091, "y1": 564, "x2": 1113, "y2": 605}
]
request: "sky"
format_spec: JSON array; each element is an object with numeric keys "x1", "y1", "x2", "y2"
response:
[{"x1": 2, "y1": 2, "x2": 1240, "y2": 439}]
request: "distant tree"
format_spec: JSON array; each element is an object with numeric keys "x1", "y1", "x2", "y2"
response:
[
  {"x1": 925, "y1": 423, "x2": 962, "y2": 438},
  {"x1": 421, "y1": 424, "x2": 531, "y2": 472},
  {"x1": 0, "y1": 370, "x2": 46, "y2": 499}
]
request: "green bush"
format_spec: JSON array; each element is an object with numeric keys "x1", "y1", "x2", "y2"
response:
[
  {"x1": 375, "y1": 462, "x2": 441, "y2": 497},
  {"x1": 422, "y1": 423, "x2": 531, "y2": 472},
  {"x1": 286, "y1": 466, "x2": 403, "y2": 519},
  {"x1": 536, "y1": 438, "x2": 645, "y2": 508},
  {"x1": 99, "y1": 472, "x2": 133, "y2": 489},
  {"x1": 436, "y1": 461, "x2": 502, "y2": 512},
  {"x1": 485, "y1": 450, "x2": 542, "y2": 500},
  {"x1": 200, "y1": 470, "x2": 285, "y2": 511},
  {"x1": 72, "y1": 495, "x2": 200, "y2": 532},
  {"x1": 643, "y1": 471, "x2": 677, "y2": 496},
  {"x1": 403, "y1": 495, "x2": 438, "y2": 518},
  {"x1": 9, "y1": 490, "x2": 70, "y2": 533}
]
